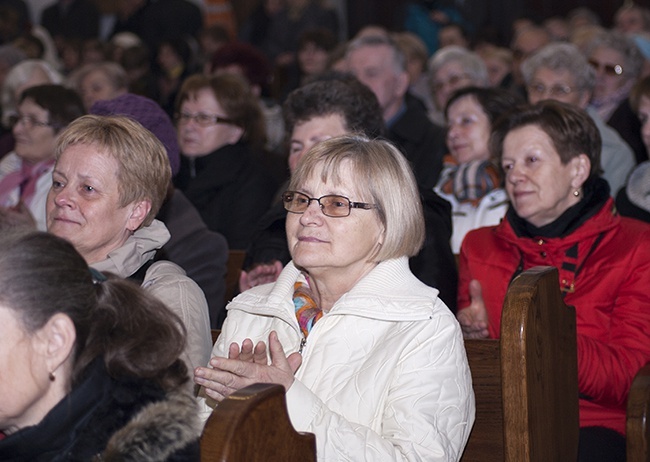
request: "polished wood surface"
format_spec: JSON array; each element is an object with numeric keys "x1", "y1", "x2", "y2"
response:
[
  {"x1": 460, "y1": 266, "x2": 579, "y2": 462},
  {"x1": 627, "y1": 362, "x2": 650, "y2": 462},
  {"x1": 200, "y1": 383, "x2": 316, "y2": 462}
]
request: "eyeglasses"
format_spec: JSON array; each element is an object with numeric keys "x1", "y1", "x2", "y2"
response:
[
  {"x1": 9, "y1": 114, "x2": 53, "y2": 129},
  {"x1": 587, "y1": 59, "x2": 624, "y2": 76},
  {"x1": 433, "y1": 73, "x2": 471, "y2": 92},
  {"x1": 527, "y1": 82, "x2": 575, "y2": 98},
  {"x1": 174, "y1": 112, "x2": 235, "y2": 127},
  {"x1": 282, "y1": 190, "x2": 378, "y2": 218}
]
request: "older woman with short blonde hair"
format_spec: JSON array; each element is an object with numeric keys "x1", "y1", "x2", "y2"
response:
[{"x1": 196, "y1": 135, "x2": 474, "y2": 460}]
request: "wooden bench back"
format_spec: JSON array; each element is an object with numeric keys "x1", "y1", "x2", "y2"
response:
[
  {"x1": 200, "y1": 383, "x2": 316, "y2": 461},
  {"x1": 627, "y1": 362, "x2": 650, "y2": 462},
  {"x1": 460, "y1": 266, "x2": 579, "y2": 462}
]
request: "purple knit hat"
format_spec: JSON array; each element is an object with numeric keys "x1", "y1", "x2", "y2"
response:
[{"x1": 90, "y1": 93, "x2": 181, "y2": 177}]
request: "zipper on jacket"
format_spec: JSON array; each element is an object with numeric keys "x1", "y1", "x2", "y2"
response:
[{"x1": 298, "y1": 337, "x2": 307, "y2": 354}]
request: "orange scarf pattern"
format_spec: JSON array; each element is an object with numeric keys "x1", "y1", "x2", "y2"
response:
[{"x1": 293, "y1": 280, "x2": 322, "y2": 338}]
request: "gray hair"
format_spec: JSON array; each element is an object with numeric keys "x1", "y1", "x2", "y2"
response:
[
  {"x1": 521, "y1": 43, "x2": 595, "y2": 92},
  {"x1": 428, "y1": 46, "x2": 489, "y2": 86},
  {"x1": 67, "y1": 61, "x2": 128, "y2": 94},
  {"x1": 1, "y1": 59, "x2": 63, "y2": 127},
  {"x1": 585, "y1": 30, "x2": 644, "y2": 82},
  {"x1": 346, "y1": 34, "x2": 407, "y2": 74}
]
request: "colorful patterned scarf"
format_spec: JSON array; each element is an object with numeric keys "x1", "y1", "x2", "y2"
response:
[
  {"x1": 439, "y1": 155, "x2": 501, "y2": 206},
  {"x1": 293, "y1": 278, "x2": 322, "y2": 338}
]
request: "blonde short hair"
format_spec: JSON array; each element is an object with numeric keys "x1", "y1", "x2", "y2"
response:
[
  {"x1": 54, "y1": 115, "x2": 171, "y2": 227},
  {"x1": 289, "y1": 135, "x2": 424, "y2": 261}
]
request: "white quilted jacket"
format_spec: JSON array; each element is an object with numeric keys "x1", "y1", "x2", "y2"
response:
[{"x1": 199, "y1": 257, "x2": 475, "y2": 461}]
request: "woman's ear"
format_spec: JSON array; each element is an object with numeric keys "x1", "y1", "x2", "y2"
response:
[
  {"x1": 126, "y1": 200, "x2": 152, "y2": 232},
  {"x1": 37, "y1": 313, "x2": 76, "y2": 378},
  {"x1": 571, "y1": 153, "x2": 591, "y2": 189},
  {"x1": 226, "y1": 125, "x2": 245, "y2": 144}
]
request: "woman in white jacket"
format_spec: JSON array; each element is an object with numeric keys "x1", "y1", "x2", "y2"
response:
[{"x1": 195, "y1": 135, "x2": 475, "y2": 461}]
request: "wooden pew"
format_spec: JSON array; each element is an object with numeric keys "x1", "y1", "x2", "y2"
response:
[
  {"x1": 628, "y1": 362, "x2": 650, "y2": 462},
  {"x1": 460, "y1": 266, "x2": 579, "y2": 462},
  {"x1": 200, "y1": 383, "x2": 316, "y2": 462}
]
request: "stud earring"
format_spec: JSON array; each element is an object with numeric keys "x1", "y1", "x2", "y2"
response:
[
  {"x1": 573, "y1": 190, "x2": 580, "y2": 197},
  {"x1": 49, "y1": 371, "x2": 56, "y2": 382}
]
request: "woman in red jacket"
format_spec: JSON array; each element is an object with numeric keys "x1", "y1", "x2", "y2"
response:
[{"x1": 457, "y1": 100, "x2": 650, "y2": 462}]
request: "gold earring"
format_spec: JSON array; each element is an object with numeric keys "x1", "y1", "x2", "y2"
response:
[{"x1": 573, "y1": 190, "x2": 580, "y2": 197}]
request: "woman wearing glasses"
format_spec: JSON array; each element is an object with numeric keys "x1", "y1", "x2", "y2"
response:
[
  {"x1": 174, "y1": 73, "x2": 278, "y2": 250},
  {"x1": 0, "y1": 84, "x2": 84, "y2": 230},
  {"x1": 196, "y1": 136, "x2": 475, "y2": 460},
  {"x1": 585, "y1": 30, "x2": 647, "y2": 164}
]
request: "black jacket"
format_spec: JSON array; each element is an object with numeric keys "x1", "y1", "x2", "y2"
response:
[{"x1": 175, "y1": 143, "x2": 278, "y2": 250}]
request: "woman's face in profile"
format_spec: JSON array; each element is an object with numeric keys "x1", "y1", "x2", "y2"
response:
[
  {"x1": 501, "y1": 124, "x2": 585, "y2": 228},
  {"x1": 446, "y1": 95, "x2": 491, "y2": 163},
  {"x1": 0, "y1": 305, "x2": 49, "y2": 433},
  {"x1": 177, "y1": 88, "x2": 243, "y2": 157},
  {"x1": 286, "y1": 160, "x2": 384, "y2": 281},
  {"x1": 47, "y1": 143, "x2": 146, "y2": 264}
]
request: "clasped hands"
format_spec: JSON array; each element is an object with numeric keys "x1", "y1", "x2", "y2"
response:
[{"x1": 194, "y1": 331, "x2": 302, "y2": 402}]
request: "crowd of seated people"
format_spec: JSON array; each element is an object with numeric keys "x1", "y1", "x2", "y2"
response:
[{"x1": 0, "y1": 1, "x2": 649, "y2": 460}]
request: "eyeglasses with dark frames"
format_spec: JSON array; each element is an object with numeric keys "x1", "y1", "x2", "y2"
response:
[
  {"x1": 174, "y1": 112, "x2": 236, "y2": 127},
  {"x1": 587, "y1": 59, "x2": 624, "y2": 77},
  {"x1": 9, "y1": 114, "x2": 53, "y2": 129},
  {"x1": 282, "y1": 190, "x2": 378, "y2": 218}
]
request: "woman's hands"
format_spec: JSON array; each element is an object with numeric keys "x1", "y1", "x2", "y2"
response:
[
  {"x1": 239, "y1": 260, "x2": 284, "y2": 292},
  {"x1": 194, "y1": 331, "x2": 302, "y2": 402},
  {"x1": 457, "y1": 279, "x2": 490, "y2": 339}
]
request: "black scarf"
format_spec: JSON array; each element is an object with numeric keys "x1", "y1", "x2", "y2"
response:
[{"x1": 507, "y1": 177, "x2": 611, "y2": 239}]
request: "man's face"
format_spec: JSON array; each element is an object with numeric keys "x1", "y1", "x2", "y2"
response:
[{"x1": 346, "y1": 44, "x2": 408, "y2": 120}]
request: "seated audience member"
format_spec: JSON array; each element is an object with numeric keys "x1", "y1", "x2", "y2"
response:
[
  {"x1": 0, "y1": 84, "x2": 84, "y2": 231},
  {"x1": 393, "y1": 31, "x2": 437, "y2": 115},
  {"x1": 614, "y1": 3, "x2": 650, "y2": 35},
  {"x1": 346, "y1": 34, "x2": 447, "y2": 190},
  {"x1": 438, "y1": 23, "x2": 471, "y2": 50},
  {"x1": 522, "y1": 42, "x2": 636, "y2": 196},
  {"x1": 437, "y1": 86, "x2": 519, "y2": 253},
  {"x1": 241, "y1": 75, "x2": 458, "y2": 311},
  {"x1": 616, "y1": 76, "x2": 650, "y2": 222},
  {"x1": 90, "y1": 93, "x2": 228, "y2": 328},
  {"x1": 46, "y1": 115, "x2": 212, "y2": 372},
  {"x1": 510, "y1": 25, "x2": 551, "y2": 96},
  {"x1": 457, "y1": 101, "x2": 650, "y2": 462},
  {"x1": 1, "y1": 59, "x2": 63, "y2": 132},
  {"x1": 0, "y1": 231, "x2": 201, "y2": 459},
  {"x1": 67, "y1": 61, "x2": 128, "y2": 111},
  {"x1": 173, "y1": 74, "x2": 278, "y2": 250},
  {"x1": 428, "y1": 45, "x2": 490, "y2": 125},
  {"x1": 156, "y1": 37, "x2": 197, "y2": 118},
  {"x1": 476, "y1": 45, "x2": 513, "y2": 89},
  {"x1": 196, "y1": 136, "x2": 475, "y2": 460},
  {"x1": 279, "y1": 27, "x2": 339, "y2": 99},
  {"x1": 586, "y1": 30, "x2": 648, "y2": 163},
  {"x1": 209, "y1": 41, "x2": 285, "y2": 157}
]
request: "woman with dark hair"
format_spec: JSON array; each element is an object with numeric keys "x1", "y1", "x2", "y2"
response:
[
  {"x1": 0, "y1": 230, "x2": 201, "y2": 459},
  {"x1": 174, "y1": 74, "x2": 278, "y2": 250},
  {"x1": 0, "y1": 84, "x2": 84, "y2": 230},
  {"x1": 458, "y1": 100, "x2": 650, "y2": 462},
  {"x1": 437, "y1": 86, "x2": 520, "y2": 252}
]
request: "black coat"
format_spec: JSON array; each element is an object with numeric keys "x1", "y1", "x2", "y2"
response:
[
  {"x1": 0, "y1": 361, "x2": 200, "y2": 461},
  {"x1": 175, "y1": 143, "x2": 278, "y2": 250}
]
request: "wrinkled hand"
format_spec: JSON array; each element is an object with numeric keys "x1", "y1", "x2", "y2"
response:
[
  {"x1": 228, "y1": 337, "x2": 268, "y2": 365},
  {"x1": 195, "y1": 331, "x2": 302, "y2": 402},
  {"x1": 239, "y1": 260, "x2": 284, "y2": 292},
  {"x1": 457, "y1": 279, "x2": 489, "y2": 339},
  {"x1": 0, "y1": 203, "x2": 36, "y2": 231}
]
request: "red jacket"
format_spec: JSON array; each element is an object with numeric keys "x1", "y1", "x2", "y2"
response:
[{"x1": 458, "y1": 198, "x2": 650, "y2": 435}]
